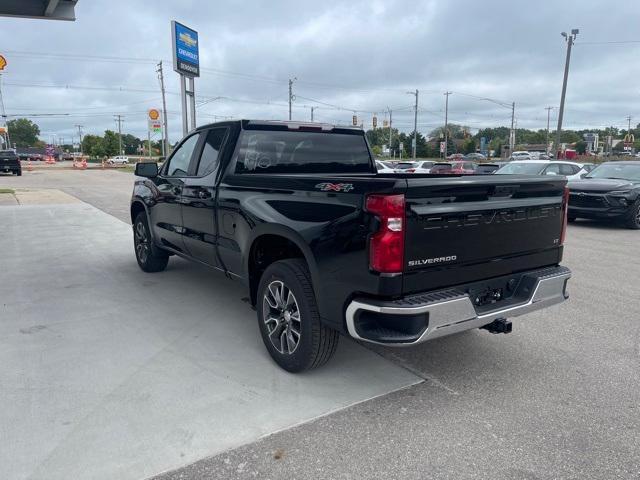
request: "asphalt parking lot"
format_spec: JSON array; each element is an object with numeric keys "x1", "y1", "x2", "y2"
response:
[{"x1": 1, "y1": 169, "x2": 639, "y2": 480}]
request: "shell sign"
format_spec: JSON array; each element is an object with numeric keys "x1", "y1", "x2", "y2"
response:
[
  {"x1": 0, "y1": 55, "x2": 7, "y2": 71},
  {"x1": 148, "y1": 109, "x2": 160, "y2": 121}
]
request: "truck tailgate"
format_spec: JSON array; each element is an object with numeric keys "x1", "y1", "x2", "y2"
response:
[{"x1": 403, "y1": 176, "x2": 566, "y2": 294}]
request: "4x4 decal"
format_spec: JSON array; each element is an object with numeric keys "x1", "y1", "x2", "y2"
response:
[{"x1": 315, "y1": 182, "x2": 354, "y2": 192}]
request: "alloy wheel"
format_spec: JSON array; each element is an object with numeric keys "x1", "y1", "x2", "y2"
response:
[
  {"x1": 134, "y1": 221, "x2": 149, "y2": 263},
  {"x1": 262, "y1": 280, "x2": 302, "y2": 354}
]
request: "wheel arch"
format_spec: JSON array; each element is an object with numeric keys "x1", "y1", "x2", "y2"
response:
[{"x1": 244, "y1": 224, "x2": 321, "y2": 310}]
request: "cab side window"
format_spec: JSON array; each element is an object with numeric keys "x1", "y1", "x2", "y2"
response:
[
  {"x1": 196, "y1": 128, "x2": 228, "y2": 177},
  {"x1": 164, "y1": 133, "x2": 200, "y2": 177}
]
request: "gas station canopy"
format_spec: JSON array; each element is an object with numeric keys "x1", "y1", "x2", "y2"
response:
[{"x1": 0, "y1": 0, "x2": 78, "y2": 21}]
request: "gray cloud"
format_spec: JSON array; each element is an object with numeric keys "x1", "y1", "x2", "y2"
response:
[{"x1": 1, "y1": 0, "x2": 639, "y2": 144}]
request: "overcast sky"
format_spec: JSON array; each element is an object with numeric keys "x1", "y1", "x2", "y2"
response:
[{"x1": 1, "y1": 0, "x2": 640, "y2": 145}]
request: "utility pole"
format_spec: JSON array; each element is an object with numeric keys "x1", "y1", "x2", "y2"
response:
[
  {"x1": 288, "y1": 78, "x2": 296, "y2": 121},
  {"x1": 310, "y1": 106, "x2": 315, "y2": 122},
  {"x1": 75, "y1": 124, "x2": 84, "y2": 154},
  {"x1": 554, "y1": 28, "x2": 579, "y2": 156},
  {"x1": 388, "y1": 107, "x2": 393, "y2": 157},
  {"x1": 545, "y1": 107, "x2": 553, "y2": 153},
  {"x1": 509, "y1": 102, "x2": 516, "y2": 152},
  {"x1": 156, "y1": 61, "x2": 169, "y2": 157},
  {"x1": 406, "y1": 89, "x2": 419, "y2": 159},
  {"x1": 114, "y1": 115, "x2": 124, "y2": 155},
  {"x1": 627, "y1": 115, "x2": 632, "y2": 134},
  {"x1": 444, "y1": 91, "x2": 452, "y2": 157}
]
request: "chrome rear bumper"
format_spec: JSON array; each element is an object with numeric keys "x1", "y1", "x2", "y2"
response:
[{"x1": 345, "y1": 266, "x2": 571, "y2": 346}]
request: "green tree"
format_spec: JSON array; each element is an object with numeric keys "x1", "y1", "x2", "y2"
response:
[
  {"x1": 121, "y1": 134, "x2": 141, "y2": 155},
  {"x1": 102, "y1": 130, "x2": 120, "y2": 156},
  {"x1": 82, "y1": 135, "x2": 103, "y2": 157},
  {"x1": 575, "y1": 140, "x2": 587, "y2": 155},
  {"x1": 461, "y1": 138, "x2": 476, "y2": 154},
  {"x1": 6, "y1": 118, "x2": 40, "y2": 147}
]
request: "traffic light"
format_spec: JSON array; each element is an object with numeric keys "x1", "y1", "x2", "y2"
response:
[
  {"x1": 372, "y1": 115, "x2": 378, "y2": 129},
  {"x1": 352, "y1": 115, "x2": 358, "y2": 126}
]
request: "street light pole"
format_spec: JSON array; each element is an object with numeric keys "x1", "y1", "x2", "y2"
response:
[
  {"x1": 554, "y1": 28, "x2": 579, "y2": 156},
  {"x1": 444, "y1": 91, "x2": 452, "y2": 157},
  {"x1": 406, "y1": 89, "x2": 419, "y2": 159}
]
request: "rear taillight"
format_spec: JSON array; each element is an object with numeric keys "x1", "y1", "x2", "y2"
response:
[
  {"x1": 560, "y1": 186, "x2": 569, "y2": 245},
  {"x1": 366, "y1": 194, "x2": 405, "y2": 273},
  {"x1": 406, "y1": 169, "x2": 415, "y2": 173}
]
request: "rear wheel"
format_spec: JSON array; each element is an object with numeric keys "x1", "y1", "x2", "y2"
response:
[
  {"x1": 624, "y1": 201, "x2": 640, "y2": 229},
  {"x1": 133, "y1": 212, "x2": 169, "y2": 272},
  {"x1": 257, "y1": 259, "x2": 339, "y2": 372},
  {"x1": 16, "y1": 170, "x2": 22, "y2": 176}
]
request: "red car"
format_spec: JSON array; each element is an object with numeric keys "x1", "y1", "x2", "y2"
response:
[{"x1": 430, "y1": 161, "x2": 477, "y2": 174}]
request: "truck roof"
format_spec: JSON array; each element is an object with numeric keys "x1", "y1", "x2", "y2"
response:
[{"x1": 195, "y1": 119, "x2": 364, "y2": 133}]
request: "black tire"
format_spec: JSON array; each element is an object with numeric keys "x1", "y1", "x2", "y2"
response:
[
  {"x1": 257, "y1": 259, "x2": 339, "y2": 372},
  {"x1": 567, "y1": 215, "x2": 576, "y2": 222},
  {"x1": 133, "y1": 212, "x2": 169, "y2": 272},
  {"x1": 624, "y1": 200, "x2": 640, "y2": 229}
]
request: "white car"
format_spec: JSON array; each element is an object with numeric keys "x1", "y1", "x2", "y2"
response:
[
  {"x1": 393, "y1": 161, "x2": 419, "y2": 173},
  {"x1": 107, "y1": 155, "x2": 129, "y2": 165},
  {"x1": 495, "y1": 160, "x2": 587, "y2": 180},
  {"x1": 375, "y1": 161, "x2": 394, "y2": 173},
  {"x1": 509, "y1": 151, "x2": 532, "y2": 161},
  {"x1": 414, "y1": 160, "x2": 436, "y2": 173}
]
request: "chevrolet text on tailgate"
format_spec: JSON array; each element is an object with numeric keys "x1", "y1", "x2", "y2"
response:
[{"x1": 131, "y1": 120, "x2": 571, "y2": 372}]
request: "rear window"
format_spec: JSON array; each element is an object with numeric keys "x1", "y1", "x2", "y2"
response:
[
  {"x1": 395, "y1": 162, "x2": 416, "y2": 170},
  {"x1": 495, "y1": 163, "x2": 544, "y2": 175},
  {"x1": 430, "y1": 163, "x2": 452, "y2": 173},
  {"x1": 234, "y1": 130, "x2": 372, "y2": 174}
]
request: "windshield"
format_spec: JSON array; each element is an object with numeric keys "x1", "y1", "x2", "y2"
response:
[
  {"x1": 234, "y1": 130, "x2": 372, "y2": 174},
  {"x1": 585, "y1": 163, "x2": 640, "y2": 181},
  {"x1": 495, "y1": 163, "x2": 544, "y2": 175}
]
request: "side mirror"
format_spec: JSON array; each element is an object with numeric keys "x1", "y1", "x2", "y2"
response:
[{"x1": 135, "y1": 162, "x2": 158, "y2": 178}]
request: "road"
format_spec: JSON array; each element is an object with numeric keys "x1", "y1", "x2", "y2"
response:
[{"x1": 1, "y1": 169, "x2": 638, "y2": 480}]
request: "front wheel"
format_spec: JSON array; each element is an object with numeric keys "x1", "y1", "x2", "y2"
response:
[
  {"x1": 624, "y1": 201, "x2": 640, "y2": 229},
  {"x1": 257, "y1": 259, "x2": 339, "y2": 372},
  {"x1": 133, "y1": 212, "x2": 169, "y2": 272}
]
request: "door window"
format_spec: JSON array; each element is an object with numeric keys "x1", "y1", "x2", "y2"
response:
[
  {"x1": 544, "y1": 163, "x2": 561, "y2": 175},
  {"x1": 165, "y1": 133, "x2": 200, "y2": 177},
  {"x1": 559, "y1": 164, "x2": 579, "y2": 175},
  {"x1": 196, "y1": 128, "x2": 227, "y2": 176}
]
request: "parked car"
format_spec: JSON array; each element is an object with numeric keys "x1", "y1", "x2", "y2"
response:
[
  {"x1": 414, "y1": 160, "x2": 436, "y2": 173},
  {"x1": 446, "y1": 153, "x2": 464, "y2": 160},
  {"x1": 393, "y1": 161, "x2": 418, "y2": 173},
  {"x1": 375, "y1": 160, "x2": 394, "y2": 173},
  {"x1": 130, "y1": 119, "x2": 571, "y2": 371},
  {"x1": 567, "y1": 161, "x2": 640, "y2": 229},
  {"x1": 510, "y1": 151, "x2": 532, "y2": 161},
  {"x1": 495, "y1": 160, "x2": 586, "y2": 180},
  {"x1": 430, "y1": 161, "x2": 477, "y2": 174},
  {"x1": 107, "y1": 155, "x2": 129, "y2": 165},
  {"x1": 464, "y1": 152, "x2": 487, "y2": 161},
  {"x1": 474, "y1": 163, "x2": 501, "y2": 174},
  {"x1": 0, "y1": 150, "x2": 22, "y2": 176}
]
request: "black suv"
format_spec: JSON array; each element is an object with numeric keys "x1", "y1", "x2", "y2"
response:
[
  {"x1": 0, "y1": 150, "x2": 21, "y2": 176},
  {"x1": 567, "y1": 161, "x2": 640, "y2": 228}
]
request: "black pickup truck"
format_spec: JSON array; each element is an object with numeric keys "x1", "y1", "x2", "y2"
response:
[
  {"x1": 131, "y1": 120, "x2": 571, "y2": 372},
  {"x1": 0, "y1": 150, "x2": 21, "y2": 176}
]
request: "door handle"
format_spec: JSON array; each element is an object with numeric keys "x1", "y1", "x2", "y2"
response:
[
  {"x1": 171, "y1": 186, "x2": 181, "y2": 195},
  {"x1": 197, "y1": 190, "x2": 211, "y2": 199}
]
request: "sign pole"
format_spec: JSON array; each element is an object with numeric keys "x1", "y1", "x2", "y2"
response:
[
  {"x1": 180, "y1": 74, "x2": 188, "y2": 136},
  {"x1": 188, "y1": 76, "x2": 196, "y2": 130}
]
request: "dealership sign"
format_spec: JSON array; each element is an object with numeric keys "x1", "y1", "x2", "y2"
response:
[{"x1": 171, "y1": 21, "x2": 200, "y2": 77}]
